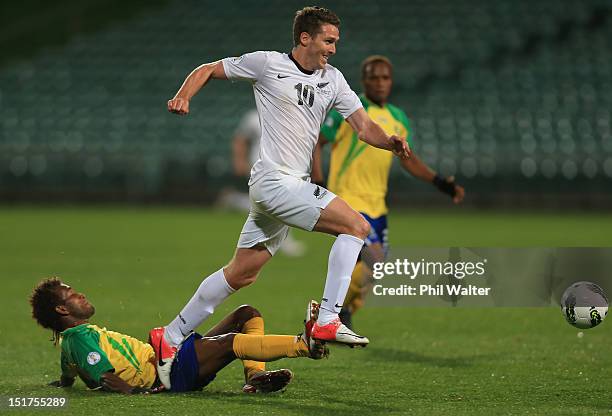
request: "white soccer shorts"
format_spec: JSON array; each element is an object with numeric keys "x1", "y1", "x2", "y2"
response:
[{"x1": 237, "y1": 171, "x2": 336, "y2": 255}]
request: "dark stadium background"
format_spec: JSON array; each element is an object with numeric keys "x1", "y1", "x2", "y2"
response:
[
  {"x1": 2, "y1": 2, "x2": 612, "y2": 415},
  {"x1": 1, "y1": 0, "x2": 610, "y2": 208}
]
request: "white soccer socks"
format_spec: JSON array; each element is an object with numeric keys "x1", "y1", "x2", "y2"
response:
[
  {"x1": 164, "y1": 268, "x2": 235, "y2": 347},
  {"x1": 164, "y1": 234, "x2": 363, "y2": 343},
  {"x1": 318, "y1": 234, "x2": 364, "y2": 325}
]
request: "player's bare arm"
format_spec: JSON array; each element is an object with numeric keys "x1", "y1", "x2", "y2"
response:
[
  {"x1": 100, "y1": 371, "x2": 150, "y2": 394},
  {"x1": 167, "y1": 61, "x2": 227, "y2": 115},
  {"x1": 346, "y1": 108, "x2": 410, "y2": 159},
  {"x1": 400, "y1": 153, "x2": 465, "y2": 204},
  {"x1": 400, "y1": 151, "x2": 435, "y2": 182},
  {"x1": 49, "y1": 368, "x2": 151, "y2": 395}
]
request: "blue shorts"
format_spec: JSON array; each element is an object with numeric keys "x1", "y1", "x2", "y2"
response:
[
  {"x1": 170, "y1": 332, "x2": 216, "y2": 392},
  {"x1": 362, "y1": 213, "x2": 388, "y2": 253}
]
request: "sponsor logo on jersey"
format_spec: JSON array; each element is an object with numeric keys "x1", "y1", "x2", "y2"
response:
[
  {"x1": 277, "y1": 74, "x2": 290, "y2": 79},
  {"x1": 87, "y1": 351, "x2": 101, "y2": 365}
]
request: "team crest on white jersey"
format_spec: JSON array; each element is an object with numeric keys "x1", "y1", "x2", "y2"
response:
[{"x1": 317, "y1": 81, "x2": 332, "y2": 97}]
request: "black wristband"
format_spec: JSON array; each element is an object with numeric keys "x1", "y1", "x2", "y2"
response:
[{"x1": 433, "y1": 174, "x2": 456, "y2": 198}]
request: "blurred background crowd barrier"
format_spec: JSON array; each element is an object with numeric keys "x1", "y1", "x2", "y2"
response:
[{"x1": 1, "y1": 0, "x2": 610, "y2": 207}]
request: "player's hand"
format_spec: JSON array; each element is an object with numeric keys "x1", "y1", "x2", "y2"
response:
[
  {"x1": 389, "y1": 135, "x2": 411, "y2": 159},
  {"x1": 49, "y1": 376, "x2": 75, "y2": 388},
  {"x1": 167, "y1": 97, "x2": 190, "y2": 115},
  {"x1": 452, "y1": 180, "x2": 465, "y2": 204},
  {"x1": 433, "y1": 174, "x2": 465, "y2": 204}
]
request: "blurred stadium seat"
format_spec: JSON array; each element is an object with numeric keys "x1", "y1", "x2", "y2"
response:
[{"x1": 0, "y1": 0, "x2": 610, "y2": 204}]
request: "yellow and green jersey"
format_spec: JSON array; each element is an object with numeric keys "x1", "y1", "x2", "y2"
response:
[
  {"x1": 60, "y1": 323, "x2": 156, "y2": 389},
  {"x1": 320, "y1": 94, "x2": 413, "y2": 218}
]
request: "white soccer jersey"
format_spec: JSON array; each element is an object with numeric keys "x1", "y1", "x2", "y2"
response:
[{"x1": 222, "y1": 51, "x2": 362, "y2": 184}]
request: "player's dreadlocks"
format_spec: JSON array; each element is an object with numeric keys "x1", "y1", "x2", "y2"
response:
[
  {"x1": 30, "y1": 277, "x2": 65, "y2": 345},
  {"x1": 293, "y1": 6, "x2": 340, "y2": 46}
]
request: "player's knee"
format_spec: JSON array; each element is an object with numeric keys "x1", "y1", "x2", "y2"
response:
[
  {"x1": 349, "y1": 216, "x2": 370, "y2": 240},
  {"x1": 224, "y1": 268, "x2": 259, "y2": 289},
  {"x1": 237, "y1": 272, "x2": 258, "y2": 288},
  {"x1": 235, "y1": 304, "x2": 261, "y2": 321}
]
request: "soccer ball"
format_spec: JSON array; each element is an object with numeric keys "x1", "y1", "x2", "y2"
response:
[{"x1": 561, "y1": 281, "x2": 608, "y2": 329}]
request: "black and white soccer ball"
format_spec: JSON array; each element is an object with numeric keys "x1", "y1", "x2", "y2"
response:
[{"x1": 561, "y1": 281, "x2": 608, "y2": 329}]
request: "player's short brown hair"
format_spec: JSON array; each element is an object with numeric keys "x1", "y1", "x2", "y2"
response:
[
  {"x1": 293, "y1": 6, "x2": 340, "y2": 46},
  {"x1": 361, "y1": 55, "x2": 393, "y2": 79},
  {"x1": 30, "y1": 277, "x2": 65, "y2": 343}
]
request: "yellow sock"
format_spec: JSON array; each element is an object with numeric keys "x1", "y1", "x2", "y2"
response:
[
  {"x1": 233, "y1": 334, "x2": 309, "y2": 362},
  {"x1": 242, "y1": 317, "x2": 266, "y2": 382},
  {"x1": 345, "y1": 261, "x2": 366, "y2": 312}
]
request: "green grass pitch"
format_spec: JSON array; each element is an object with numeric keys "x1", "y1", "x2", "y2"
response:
[{"x1": 1, "y1": 207, "x2": 612, "y2": 415}]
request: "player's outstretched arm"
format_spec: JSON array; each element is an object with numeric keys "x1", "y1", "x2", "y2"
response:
[
  {"x1": 346, "y1": 108, "x2": 411, "y2": 159},
  {"x1": 400, "y1": 154, "x2": 465, "y2": 204},
  {"x1": 400, "y1": 151, "x2": 435, "y2": 182},
  {"x1": 99, "y1": 372, "x2": 151, "y2": 394},
  {"x1": 167, "y1": 61, "x2": 227, "y2": 115}
]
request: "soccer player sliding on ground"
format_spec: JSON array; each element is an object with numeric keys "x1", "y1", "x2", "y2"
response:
[
  {"x1": 162, "y1": 6, "x2": 410, "y2": 389},
  {"x1": 30, "y1": 278, "x2": 327, "y2": 394}
]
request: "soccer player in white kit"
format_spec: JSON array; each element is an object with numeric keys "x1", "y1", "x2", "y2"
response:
[{"x1": 153, "y1": 6, "x2": 410, "y2": 389}]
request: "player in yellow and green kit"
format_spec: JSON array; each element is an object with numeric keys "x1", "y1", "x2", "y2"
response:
[
  {"x1": 312, "y1": 55, "x2": 465, "y2": 328},
  {"x1": 30, "y1": 277, "x2": 327, "y2": 394}
]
